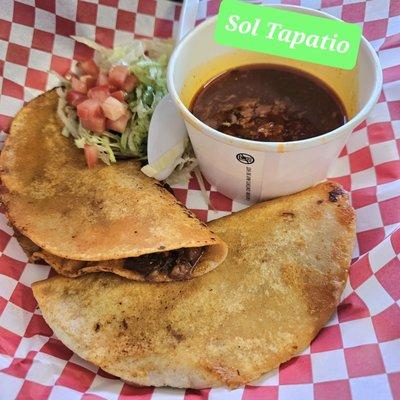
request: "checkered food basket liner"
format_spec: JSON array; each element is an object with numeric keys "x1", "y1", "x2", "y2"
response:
[{"x1": 0, "y1": 0, "x2": 399, "y2": 399}]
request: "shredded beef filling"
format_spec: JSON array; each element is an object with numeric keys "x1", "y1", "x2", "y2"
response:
[
  {"x1": 123, "y1": 246, "x2": 206, "y2": 280},
  {"x1": 11, "y1": 224, "x2": 207, "y2": 280}
]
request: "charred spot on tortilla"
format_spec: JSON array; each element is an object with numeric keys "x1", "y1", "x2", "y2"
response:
[
  {"x1": 123, "y1": 247, "x2": 206, "y2": 280},
  {"x1": 281, "y1": 212, "x2": 295, "y2": 219},
  {"x1": 328, "y1": 187, "x2": 345, "y2": 202}
]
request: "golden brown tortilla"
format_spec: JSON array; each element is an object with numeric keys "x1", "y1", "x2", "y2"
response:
[
  {"x1": 0, "y1": 90, "x2": 227, "y2": 281},
  {"x1": 33, "y1": 181, "x2": 355, "y2": 388}
]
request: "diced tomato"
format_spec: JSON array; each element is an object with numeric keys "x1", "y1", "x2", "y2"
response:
[
  {"x1": 78, "y1": 59, "x2": 99, "y2": 77},
  {"x1": 77, "y1": 99, "x2": 106, "y2": 133},
  {"x1": 101, "y1": 96, "x2": 127, "y2": 121},
  {"x1": 122, "y1": 74, "x2": 139, "y2": 92},
  {"x1": 110, "y1": 90, "x2": 126, "y2": 102},
  {"x1": 81, "y1": 115, "x2": 106, "y2": 133},
  {"x1": 80, "y1": 75, "x2": 97, "y2": 90},
  {"x1": 71, "y1": 76, "x2": 88, "y2": 94},
  {"x1": 97, "y1": 71, "x2": 109, "y2": 86},
  {"x1": 66, "y1": 90, "x2": 87, "y2": 107},
  {"x1": 108, "y1": 65, "x2": 129, "y2": 88},
  {"x1": 87, "y1": 85, "x2": 110, "y2": 102},
  {"x1": 77, "y1": 99, "x2": 103, "y2": 119},
  {"x1": 84, "y1": 144, "x2": 99, "y2": 169},
  {"x1": 106, "y1": 110, "x2": 131, "y2": 133}
]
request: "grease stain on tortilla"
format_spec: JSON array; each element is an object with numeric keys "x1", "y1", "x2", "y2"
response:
[
  {"x1": 281, "y1": 212, "x2": 295, "y2": 219},
  {"x1": 328, "y1": 187, "x2": 345, "y2": 202},
  {"x1": 166, "y1": 324, "x2": 185, "y2": 342}
]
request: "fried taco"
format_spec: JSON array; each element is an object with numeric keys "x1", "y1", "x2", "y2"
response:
[
  {"x1": 33, "y1": 182, "x2": 355, "y2": 388},
  {"x1": 0, "y1": 90, "x2": 227, "y2": 281}
]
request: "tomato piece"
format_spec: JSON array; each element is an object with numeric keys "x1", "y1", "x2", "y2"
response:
[
  {"x1": 101, "y1": 96, "x2": 127, "y2": 121},
  {"x1": 71, "y1": 76, "x2": 87, "y2": 94},
  {"x1": 66, "y1": 90, "x2": 87, "y2": 107},
  {"x1": 97, "y1": 71, "x2": 109, "y2": 86},
  {"x1": 122, "y1": 74, "x2": 139, "y2": 92},
  {"x1": 87, "y1": 85, "x2": 110, "y2": 102},
  {"x1": 77, "y1": 99, "x2": 103, "y2": 119},
  {"x1": 84, "y1": 144, "x2": 99, "y2": 169},
  {"x1": 108, "y1": 65, "x2": 129, "y2": 88},
  {"x1": 78, "y1": 59, "x2": 99, "y2": 77},
  {"x1": 81, "y1": 115, "x2": 106, "y2": 133},
  {"x1": 106, "y1": 110, "x2": 131, "y2": 133},
  {"x1": 80, "y1": 75, "x2": 97, "y2": 90},
  {"x1": 77, "y1": 99, "x2": 106, "y2": 133},
  {"x1": 110, "y1": 90, "x2": 126, "y2": 102}
]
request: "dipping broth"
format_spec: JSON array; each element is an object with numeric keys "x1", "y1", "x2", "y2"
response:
[{"x1": 190, "y1": 64, "x2": 347, "y2": 142}]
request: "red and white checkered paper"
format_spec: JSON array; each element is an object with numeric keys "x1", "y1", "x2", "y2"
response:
[{"x1": 0, "y1": 0, "x2": 399, "y2": 398}]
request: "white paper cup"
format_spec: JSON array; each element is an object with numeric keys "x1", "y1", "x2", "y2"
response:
[{"x1": 167, "y1": 5, "x2": 382, "y2": 203}]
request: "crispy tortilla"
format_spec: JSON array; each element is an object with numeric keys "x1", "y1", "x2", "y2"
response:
[
  {"x1": 0, "y1": 90, "x2": 227, "y2": 281},
  {"x1": 33, "y1": 181, "x2": 355, "y2": 388}
]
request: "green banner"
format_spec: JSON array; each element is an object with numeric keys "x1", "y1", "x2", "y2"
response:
[{"x1": 215, "y1": 0, "x2": 362, "y2": 70}]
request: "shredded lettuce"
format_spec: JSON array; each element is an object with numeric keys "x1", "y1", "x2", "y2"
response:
[
  {"x1": 166, "y1": 151, "x2": 198, "y2": 185},
  {"x1": 120, "y1": 60, "x2": 169, "y2": 158},
  {"x1": 59, "y1": 37, "x2": 172, "y2": 160},
  {"x1": 58, "y1": 37, "x2": 197, "y2": 183}
]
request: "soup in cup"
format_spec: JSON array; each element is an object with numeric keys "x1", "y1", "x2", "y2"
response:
[{"x1": 167, "y1": 5, "x2": 382, "y2": 203}]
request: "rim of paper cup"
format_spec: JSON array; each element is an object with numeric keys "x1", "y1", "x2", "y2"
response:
[{"x1": 167, "y1": 5, "x2": 383, "y2": 151}]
